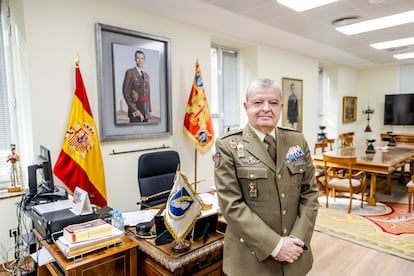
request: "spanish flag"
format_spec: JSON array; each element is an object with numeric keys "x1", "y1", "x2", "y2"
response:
[
  {"x1": 164, "y1": 171, "x2": 203, "y2": 242},
  {"x1": 183, "y1": 61, "x2": 214, "y2": 154},
  {"x1": 53, "y1": 64, "x2": 107, "y2": 207}
]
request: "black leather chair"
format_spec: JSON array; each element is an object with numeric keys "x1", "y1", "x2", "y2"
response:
[{"x1": 137, "y1": 150, "x2": 180, "y2": 209}]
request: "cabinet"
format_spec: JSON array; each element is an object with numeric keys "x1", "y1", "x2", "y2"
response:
[{"x1": 34, "y1": 229, "x2": 138, "y2": 276}]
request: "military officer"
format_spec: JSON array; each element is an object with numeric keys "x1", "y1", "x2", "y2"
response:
[{"x1": 214, "y1": 78, "x2": 319, "y2": 275}]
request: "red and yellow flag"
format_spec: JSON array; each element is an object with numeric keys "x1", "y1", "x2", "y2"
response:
[
  {"x1": 183, "y1": 61, "x2": 214, "y2": 154},
  {"x1": 53, "y1": 65, "x2": 107, "y2": 207}
]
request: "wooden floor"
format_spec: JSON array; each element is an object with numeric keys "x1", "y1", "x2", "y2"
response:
[{"x1": 308, "y1": 231, "x2": 414, "y2": 276}]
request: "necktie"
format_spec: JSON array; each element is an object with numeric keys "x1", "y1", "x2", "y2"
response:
[{"x1": 264, "y1": 135, "x2": 276, "y2": 162}]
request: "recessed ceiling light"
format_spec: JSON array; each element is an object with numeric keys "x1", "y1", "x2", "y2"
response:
[
  {"x1": 276, "y1": 0, "x2": 339, "y2": 12},
  {"x1": 393, "y1": 52, "x2": 414, "y2": 60},
  {"x1": 370, "y1": 37, "x2": 414, "y2": 50},
  {"x1": 336, "y1": 10, "x2": 414, "y2": 35},
  {"x1": 331, "y1": 16, "x2": 361, "y2": 27}
]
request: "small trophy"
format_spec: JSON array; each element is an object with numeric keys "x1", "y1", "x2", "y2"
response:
[{"x1": 7, "y1": 144, "x2": 23, "y2": 192}]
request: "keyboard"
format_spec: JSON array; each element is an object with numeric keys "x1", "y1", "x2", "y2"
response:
[{"x1": 32, "y1": 199, "x2": 74, "y2": 215}]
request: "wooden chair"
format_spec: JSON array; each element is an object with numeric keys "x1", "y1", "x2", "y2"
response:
[
  {"x1": 314, "y1": 140, "x2": 328, "y2": 155},
  {"x1": 322, "y1": 138, "x2": 335, "y2": 151},
  {"x1": 338, "y1": 132, "x2": 354, "y2": 148},
  {"x1": 407, "y1": 175, "x2": 414, "y2": 212},
  {"x1": 323, "y1": 154, "x2": 367, "y2": 213}
]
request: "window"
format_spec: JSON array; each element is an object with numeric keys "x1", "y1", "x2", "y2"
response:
[
  {"x1": 210, "y1": 45, "x2": 239, "y2": 140},
  {"x1": 0, "y1": 0, "x2": 17, "y2": 186}
]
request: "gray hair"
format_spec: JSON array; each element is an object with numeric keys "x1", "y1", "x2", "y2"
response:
[{"x1": 245, "y1": 78, "x2": 282, "y2": 101}]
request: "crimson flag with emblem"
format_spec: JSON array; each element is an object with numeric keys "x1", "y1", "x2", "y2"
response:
[{"x1": 53, "y1": 63, "x2": 107, "y2": 207}]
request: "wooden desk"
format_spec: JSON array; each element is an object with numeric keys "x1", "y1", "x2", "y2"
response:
[
  {"x1": 34, "y1": 228, "x2": 138, "y2": 276},
  {"x1": 128, "y1": 230, "x2": 224, "y2": 276},
  {"x1": 313, "y1": 144, "x2": 414, "y2": 206}
]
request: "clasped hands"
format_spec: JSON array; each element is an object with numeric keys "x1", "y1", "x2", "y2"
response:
[{"x1": 274, "y1": 236, "x2": 306, "y2": 263}]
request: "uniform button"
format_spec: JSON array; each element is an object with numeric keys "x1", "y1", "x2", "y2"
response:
[
  {"x1": 283, "y1": 229, "x2": 288, "y2": 235},
  {"x1": 300, "y1": 169, "x2": 303, "y2": 173},
  {"x1": 277, "y1": 174, "x2": 282, "y2": 180},
  {"x1": 251, "y1": 251, "x2": 255, "y2": 255},
  {"x1": 282, "y1": 210, "x2": 287, "y2": 215},
  {"x1": 281, "y1": 193, "x2": 285, "y2": 198},
  {"x1": 240, "y1": 238, "x2": 244, "y2": 243}
]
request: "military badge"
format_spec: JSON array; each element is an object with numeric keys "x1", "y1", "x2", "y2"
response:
[
  {"x1": 284, "y1": 145, "x2": 305, "y2": 164},
  {"x1": 229, "y1": 139, "x2": 237, "y2": 149},
  {"x1": 237, "y1": 143, "x2": 245, "y2": 158},
  {"x1": 213, "y1": 152, "x2": 220, "y2": 167}
]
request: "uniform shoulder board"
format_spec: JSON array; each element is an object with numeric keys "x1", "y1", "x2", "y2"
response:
[
  {"x1": 221, "y1": 128, "x2": 242, "y2": 138},
  {"x1": 277, "y1": 126, "x2": 298, "y2": 132}
]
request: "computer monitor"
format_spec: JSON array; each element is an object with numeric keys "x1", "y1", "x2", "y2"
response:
[{"x1": 27, "y1": 145, "x2": 55, "y2": 196}]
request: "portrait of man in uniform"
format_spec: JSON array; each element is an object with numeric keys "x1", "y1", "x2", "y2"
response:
[
  {"x1": 282, "y1": 77, "x2": 303, "y2": 132},
  {"x1": 111, "y1": 44, "x2": 161, "y2": 126}
]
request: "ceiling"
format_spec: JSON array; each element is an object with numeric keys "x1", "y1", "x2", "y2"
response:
[{"x1": 121, "y1": 0, "x2": 414, "y2": 69}]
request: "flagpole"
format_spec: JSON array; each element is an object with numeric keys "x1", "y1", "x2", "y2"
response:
[{"x1": 194, "y1": 149, "x2": 197, "y2": 193}]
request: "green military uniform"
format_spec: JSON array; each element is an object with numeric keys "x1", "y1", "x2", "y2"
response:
[{"x1": 214, "y1": 124, "x2": 319, "y2": 276}]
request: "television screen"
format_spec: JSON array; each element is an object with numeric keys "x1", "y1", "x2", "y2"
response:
[{"x1": 384, "y1": 93, "x2": 414, "y2": 125}]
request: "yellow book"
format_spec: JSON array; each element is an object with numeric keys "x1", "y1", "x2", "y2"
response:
[{"x1": 63, "y1": 219, "x2": 113, "y2": 243}]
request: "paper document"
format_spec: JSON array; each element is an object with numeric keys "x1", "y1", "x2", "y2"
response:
[
  {"x1": 32, "y1": 199, "x2": 74, "y2": 215},
  {"x1": 123, "y1": 209, "x2": 160, "y2": 226},
  {"x1": 30, "y1": 247, "x2": 55, "y2": 266}
]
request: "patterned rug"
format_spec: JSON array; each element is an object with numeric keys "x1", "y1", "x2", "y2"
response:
[{"x1": 316, "y1": 186, "x2": 414, "y2": 261}]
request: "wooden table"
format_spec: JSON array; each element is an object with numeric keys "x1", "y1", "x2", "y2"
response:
[
  {"x1": 127, "y1": 229, "x2": 224, "y2": 276},
  {"x1": 34, "y1": 228, "x2": 138, "y2": 276},
  {"x1": 313, "y1": 144, "x2": 414, "y2": 206}
]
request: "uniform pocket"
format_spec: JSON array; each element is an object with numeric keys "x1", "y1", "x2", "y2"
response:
[{"x1": 237, "y1": 166, "x2": 275, "y2": 201}]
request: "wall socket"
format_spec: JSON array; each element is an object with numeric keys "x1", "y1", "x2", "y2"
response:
[{"x1": 9, "y1": 227, "x2": 19, "y2": 238}]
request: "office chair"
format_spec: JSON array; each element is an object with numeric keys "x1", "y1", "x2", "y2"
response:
[{"x1": 137, "y1": 150, "x2": 180, "y2": 209}]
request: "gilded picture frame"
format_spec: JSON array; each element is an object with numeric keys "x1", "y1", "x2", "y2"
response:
[
  {"x1": 342, "y1": 96, "x2": 357, "y2": 123},
  {"x1": 282, "y1": 77, "x2": 303, "y2": 132},
  {"x1": 95, "y1": 23, "x2": 172, "y2": 141}
]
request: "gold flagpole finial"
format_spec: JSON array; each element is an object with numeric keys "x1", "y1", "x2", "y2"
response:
[{"x1": 75, "y1": 54, "x2": 80, "y2": 68}]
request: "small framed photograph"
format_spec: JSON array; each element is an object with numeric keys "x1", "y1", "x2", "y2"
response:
[
  {"x1": 282, "y1": 77, "x2": 303, "y2": 132},
  {"x1": 95, "y1": 23, "x2": 172, "y2": 141},
  {"x1": 342, "y1": 96, "x2": 357, "y2": 123}
]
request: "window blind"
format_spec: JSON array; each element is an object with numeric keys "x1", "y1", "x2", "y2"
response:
[{"x1": 0, "y1": 0, "x2": 13, "y2": 184}]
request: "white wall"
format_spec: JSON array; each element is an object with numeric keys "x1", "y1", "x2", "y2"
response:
[{"x1": 0, "y1": 0, "x2": 403, "y2": 261}]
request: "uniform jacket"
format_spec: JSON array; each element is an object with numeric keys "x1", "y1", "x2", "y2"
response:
[
  {"x1": 122, "y1": 67, "x2": 151, "y2": 119},
  {"x1": 214, "y1": 124, "x2": 319, "y2": 276}
]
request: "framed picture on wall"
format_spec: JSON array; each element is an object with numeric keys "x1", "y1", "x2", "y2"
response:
[
  {"x1": 342, "y1": 96, "x2": 357, "y2": 123},
  {"x1": 282, "y1": 77, "x2": 303, "y2": 132},
  {"x1": 95, "y1": 23, "x2": 172, "y2": 141}
]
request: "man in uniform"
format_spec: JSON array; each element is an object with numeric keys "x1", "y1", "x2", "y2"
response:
[
  {"x1": 214, "y1": 78, "x2": 319, "y2": 275},
  {"x1": 122, "y1": 50, "x2": 151, "y2": 123}
]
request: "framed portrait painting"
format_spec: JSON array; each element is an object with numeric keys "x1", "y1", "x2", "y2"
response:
[
  {"x1": 95, "y1": 23, "x2": 172, "y2": 141},
  {"x1": 282, "y1": 77, "x2": 303, "y2": 132},
  {"x1": 343, "y1": 96, "x2": 357, "y2": 123}
]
